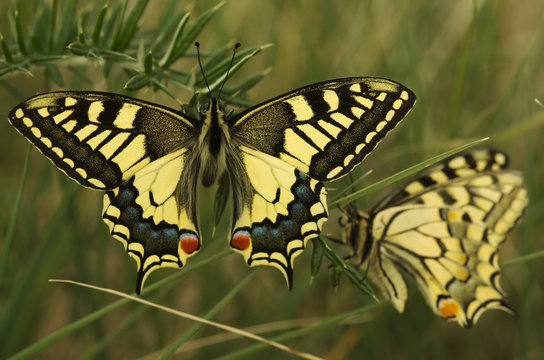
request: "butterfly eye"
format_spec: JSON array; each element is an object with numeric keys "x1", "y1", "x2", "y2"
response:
[
  {"x1": 201, "y1": 102, "x2": 210, "y2": 113},
  {"x1": 218, "y1": 102, "x2": 225, "y2": 112}
]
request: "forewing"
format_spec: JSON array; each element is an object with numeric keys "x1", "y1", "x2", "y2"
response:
[
  {"x1": 229, "y1": 146, "x2": 328, "y2": 287},
  {"x1": 102, "y1": 149, "x2": 201, "y2": 294},
  {"x1": 232, "y1": 77, "x2": 415, "y2": 181},
  {"x1": 8, "y1": 91, "x2": 196, "y2": 190},
  {"x1": 373, "y1": 148, "x2": 511, "y2": 211}
]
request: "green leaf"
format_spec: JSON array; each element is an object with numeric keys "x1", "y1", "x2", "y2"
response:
[
  {"x1": 67, "y1": 42, "x2": 92, "y2": 56},
  {"x1": 158, "y1": 11, "x2": 190, "y2": 67},
  {"x1": 92, "y1": 4, "x2": 108, "y2": 46},
  {"x1": 47, "y1": 0, "x2": 57, "y2": 52},
  {"x1": 144, "y1": 50, "x2": 152, "y2": 75},
  {"x1": 111, "y1": 0, "x2": 150, "y2": 51},
  {"x1": 13, "y1": 10, "x2": 27, "y2": 57},
  {"x1": 310, "y1": 237, "x2": 324, "y2": 277},
  {"x1": 167, "y1": 1, "x2": 225, "y2": 65},
  {"x1": 124, "y1": 72, "x2": 150, "y2": 90},
  {"x1": 0, "y1": 33, "x2": 13, "y2": 62}
]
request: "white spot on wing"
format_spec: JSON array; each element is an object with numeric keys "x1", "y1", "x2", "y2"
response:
[
  {"x1": 15, "y1": 108, "x2": 24, "y2": 118},
  {"x1": 400, "y1": 91, "x2": 409, "y2": 100}
]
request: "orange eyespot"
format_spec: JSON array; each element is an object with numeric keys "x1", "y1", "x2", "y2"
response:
[
  {"x1": 179, "y1": 234, "x2": 200, "y2": 254},
  {"x1": 438, "y1": 298, "x2": 460, "y2": 319},
  {"x1": 231, "y1": 231, "x2": 251, "y2": 250}
]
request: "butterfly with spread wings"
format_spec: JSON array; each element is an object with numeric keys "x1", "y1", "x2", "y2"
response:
[
  {"x1": 8, "y1": 47, "x2": 415, "y2": 294},
  {"x1": 340, "y1": 148, "x2": 528, "y2": 327}
]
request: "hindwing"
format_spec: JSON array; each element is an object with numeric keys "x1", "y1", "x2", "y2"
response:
[
  {"x1": 342, "y1": 148, "x2": 528, "y2": 327},
  {"x1": 229, "y1": 147, "x2": 328, "y2": 286}
]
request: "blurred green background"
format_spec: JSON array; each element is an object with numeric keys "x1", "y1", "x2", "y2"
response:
[{"x1": 1, "y1": 0, "x2": 543, "y2": 359}]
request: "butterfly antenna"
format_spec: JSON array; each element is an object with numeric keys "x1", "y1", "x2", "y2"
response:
[
  {"x1": 218, "y1": 42, "x2": 241, "y2": 99},
  {"x1": 195, "y1": 42, "x2": 212, "y2": 97}
]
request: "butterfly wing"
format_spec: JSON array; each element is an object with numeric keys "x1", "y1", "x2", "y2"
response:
[
  {"x1": 9, "y1": 92, "x2": 201, "y2": 293},
  {"x1": 228, "y1": 77, "x2": 414, "y2": 285},
  {"x1": 232, "y1": 77, "x2": 415, "y2": 181},
  {"x1": 228, "y1": 146, "x2": 328, "y2": 287},
  {"x1": 346, "y1": 149, "x2": 528, "y2": 327}
]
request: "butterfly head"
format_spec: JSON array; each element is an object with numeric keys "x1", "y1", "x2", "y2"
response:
[{"x1": 195, "y1": 41, "x2": 240, "y2": 118}]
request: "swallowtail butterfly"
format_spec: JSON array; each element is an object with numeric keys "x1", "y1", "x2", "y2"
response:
[
  {"x1": 8, "y1": 47, "x2": 415, "y2": 293},
  {"x1": 340, "y1": 148, "x2": 528, "y2": 327}
]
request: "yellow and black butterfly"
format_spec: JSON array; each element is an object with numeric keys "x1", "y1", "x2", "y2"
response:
[
  {"x1": 339, "y1": 148, "x2": 528, "y2": 327},
  {"x1": 8, "y1": 50, "x2": 415, "y2": 294}
]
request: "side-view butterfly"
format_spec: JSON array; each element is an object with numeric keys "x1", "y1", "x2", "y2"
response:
[{"x1": 340, "y1": 148, "x2": 528, "y2": 327}]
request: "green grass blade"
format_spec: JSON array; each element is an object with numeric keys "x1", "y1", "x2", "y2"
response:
[
  {"x1": 329, "y1": 137, "x2": 489, "y2": 208},
  {"x1": 158, "y1": 271, "x2": 259, "y2": 359},
  {"x1": 215, "y1": 302, "x2": 384, "y2": 360},
  {"x1": 5, "y1": 250, "x2": 231, "y2": 360},
  {"x1": 0, "y1": 145, "x2": 31, "y2": 282}
]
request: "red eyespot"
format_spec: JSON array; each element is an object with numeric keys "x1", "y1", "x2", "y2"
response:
[
  {"x1": 179, "y1": 234, "x2": 200, "y2": 254},
  {"x1": 231, "y1": 231, "x2": 251, "y2": 250}
]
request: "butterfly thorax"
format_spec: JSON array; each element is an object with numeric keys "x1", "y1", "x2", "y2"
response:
[{"x1": 198, "y1": 98, "x2": 231, "y2": 187}]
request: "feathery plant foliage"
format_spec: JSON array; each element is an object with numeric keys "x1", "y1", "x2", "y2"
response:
[{"x1": 0, "y1": 0, "x2": 269, "y2": 112}]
